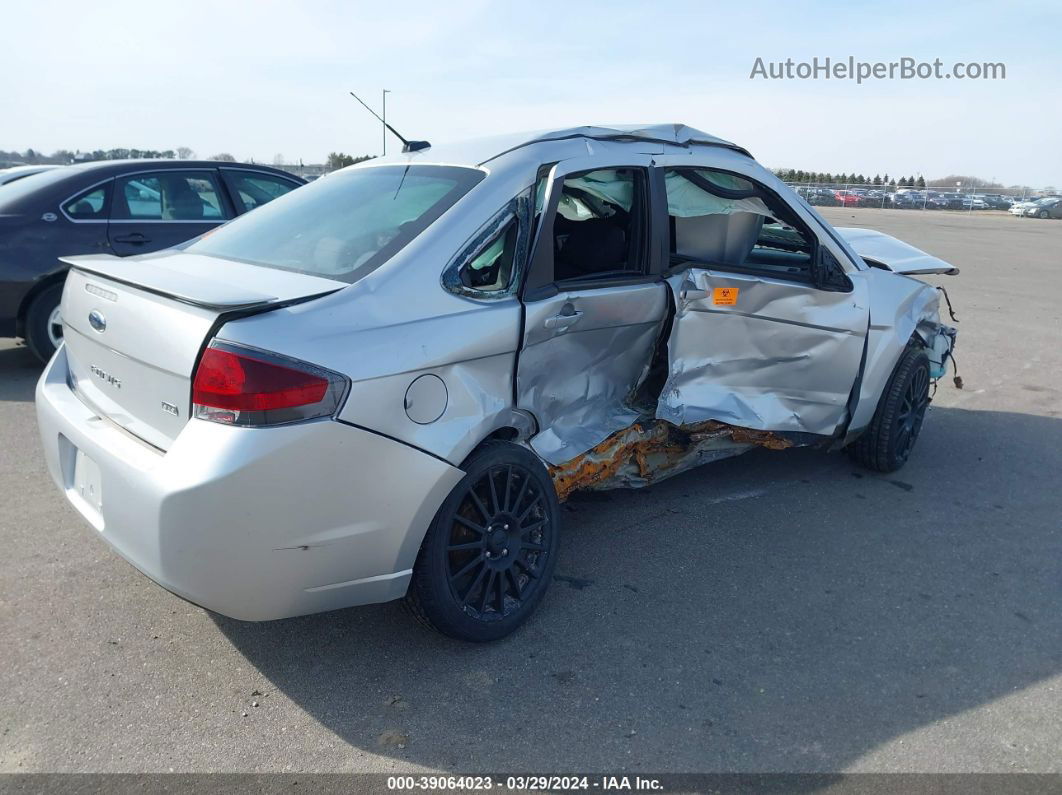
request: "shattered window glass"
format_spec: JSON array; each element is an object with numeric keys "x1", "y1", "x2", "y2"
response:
[{"x1": 460, "y1": 220, "x2": 517, "y2": 292}]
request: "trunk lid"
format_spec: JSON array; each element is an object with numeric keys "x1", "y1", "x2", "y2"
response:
[
  {"x1": 835, "y1": 227, "x2": 959, "y2": 275},
  {"x1": 60, "y1": 251, "x2": 344, "y2": 450}
]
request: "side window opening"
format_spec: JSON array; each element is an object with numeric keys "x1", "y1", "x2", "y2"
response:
[
  {"x1": 224, "y1": 171, "x2": 299, "y2": 212},
  {"x1": 445, "y1": 187, "x2": 533, "y2": 299},
  {"x1": 62, "y1": 183, "x2": 111, "y2": 220},
  {"x1": 112, "y1": 171, "x2": 225, "y2": 221},
  {"x1": 460, "y1": 221, "x2": 518, "y2": 292},
  {"x1": 664, "y1": 168, "x2": 814, "y2": 279},
  {"x1": 552, "y1": 168, "x2": 647, "y2": 282}
]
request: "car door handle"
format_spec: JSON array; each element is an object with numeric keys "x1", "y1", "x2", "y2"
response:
[
  {"x1": 113, "y1": 233, "x2": 149, "y2": 244},
  {"x1": 544, "y1": 310, "x2": 583, "y2": 330}
]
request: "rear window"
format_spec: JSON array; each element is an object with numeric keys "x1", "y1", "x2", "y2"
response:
[{"x1": 188, "y1": 165, "x2": 485, "y2": 282}]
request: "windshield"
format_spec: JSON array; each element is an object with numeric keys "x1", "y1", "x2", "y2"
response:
[{"x1": 188, "y1": 164, "x2": 485, "y2": 282}]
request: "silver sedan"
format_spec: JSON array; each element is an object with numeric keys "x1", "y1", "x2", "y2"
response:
[{"x1": 36, "y1": 125, "x2": 958, "y2": 641}]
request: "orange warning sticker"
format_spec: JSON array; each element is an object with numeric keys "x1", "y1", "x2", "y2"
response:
[{"x1": 712, "y1": 286, "x2": 739, "y2": 306}]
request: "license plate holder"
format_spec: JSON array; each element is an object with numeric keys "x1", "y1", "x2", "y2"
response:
[{"x1": 71, "y1": 447, "x2": 104, "y2": 527}]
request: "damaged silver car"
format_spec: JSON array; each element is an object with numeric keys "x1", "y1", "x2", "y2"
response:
[{"x1": 35, "y1": 125, "x2": 958, "y2": 641}]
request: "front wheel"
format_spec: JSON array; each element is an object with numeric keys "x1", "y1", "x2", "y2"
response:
[
  {"x1": 406, "y1": 441, "x2": 561, "y2": 641},
  {"x1": 847, "y1": 346, "x2": 931, "y2": 473},
  {"x1": 1038, "y1": 210, "x2": 1049, "y2": 219},
  {"x1": 24, "y1": 283, "x2": 65, "y2": 362}
]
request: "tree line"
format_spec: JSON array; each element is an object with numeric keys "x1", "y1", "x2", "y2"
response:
[
  {"x1": 2, "y1": 147, "x2": 195, "y2": 165},
  {"x1": 326, "y1": 152, "x2": 375, "y2": 170},
  {"x1": 2, "y1": 148, "x2": 376, "y2": 170},
  {"x1": 773, "y1": 169, "x2": 926, "y2": 187},
  {"x1": 772, "y1": 169, "x2": 1042, "y2": 192}
]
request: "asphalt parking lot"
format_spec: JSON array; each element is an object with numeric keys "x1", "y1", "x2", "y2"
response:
[{"x1": 1, "y1": 208, "x2": 1060, "y2": 774}]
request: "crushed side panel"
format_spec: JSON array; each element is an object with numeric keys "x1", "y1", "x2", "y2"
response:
[
  {"x1": 548, "y1": 418, "x2": 800, "y2": 501},
  {"x1": 655, "y1": 269, "x2": 869, "y2": 435},
  {"x1": 846, "y1": 270, "x2": 956, "y2": 438},
  {"x1": 520, "y1": 283, "x2": 669, "y2": 466}
]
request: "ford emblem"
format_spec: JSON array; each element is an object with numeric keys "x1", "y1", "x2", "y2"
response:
[{"x1": 88, "y1": 310, "x2": 107, "y2": 332}]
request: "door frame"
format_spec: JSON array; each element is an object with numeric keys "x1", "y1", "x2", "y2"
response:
[
  {"x1": 520, "y1": 154, "x2": 666, "y2": 301},
  {"x1": 646, "y1": 156, "x2": 871, "y2": 438},
  {"x1": 108, "y1": 166, "x2": 236, "y2": 225}
]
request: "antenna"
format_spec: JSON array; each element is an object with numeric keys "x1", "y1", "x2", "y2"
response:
[{"x1": 348, "y1": 91, "x2": 430, "y2": 153}]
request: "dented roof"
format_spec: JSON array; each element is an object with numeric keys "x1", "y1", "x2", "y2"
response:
[{"x1": 384, "y1": 124, "x2": 754, "y2": 169}]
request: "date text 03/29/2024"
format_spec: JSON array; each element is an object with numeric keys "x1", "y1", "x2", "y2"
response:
[{"x1": 386, "y1": 775, "x2": 664, "y2": 791}]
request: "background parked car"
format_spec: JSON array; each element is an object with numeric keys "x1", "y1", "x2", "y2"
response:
[
  {"x1": 806, "y1": 187, "x2": 838, "y2": 206},
  {"x1": 0, "y1": 164, "x2": 62, "y2": 186},
  {"x1": 1010, "y1": 199, "x2": 1040, "y2": 216},
  {"x1": 834, "y1": 189, "x2": 862, "y2": 207},
  {"x1": 0, "y1": 160, "x2": 305, "y2": 360},
  {"x1": 893, "y1": 191, "x2": 927, "y2": 209},
  {"x1": 982, "y1": 194, "x2": 1013, "y2": 209},
  {"x1": 1022, "y1": 197, "x2": 1062, "y2": 219},
  {"x1": 925, "y1": 192, "x2": 950, "y2": 209}
]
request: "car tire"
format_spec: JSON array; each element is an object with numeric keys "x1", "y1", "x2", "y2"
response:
[
  {"x1": 406, "y1": 440, "x2": 561, "y2": 642},
  {"x1": 1038, "y1": 210, "x2": 1049, "y2": 219},
  {"x1": 847, "y1": 345, "x2": 931, "y2": 473},
  {"x1": 24, "y1": 283, "x2": 65, "y2": 363}
]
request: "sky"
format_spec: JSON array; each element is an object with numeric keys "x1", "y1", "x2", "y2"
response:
[{"x1": 3, "y1": 0, "x2": 1060, "y2": 186}]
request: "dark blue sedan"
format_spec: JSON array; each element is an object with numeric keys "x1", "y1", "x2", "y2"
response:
[{"x1": 0, "y1": 160, "x2": 304, "y2": 360}]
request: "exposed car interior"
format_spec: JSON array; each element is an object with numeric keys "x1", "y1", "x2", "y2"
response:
[
  {"x1": 665, "y1": 168, "x2": 814, "y2": 278},
  {"x1": 552, "y1": 168, "x2": 645, "y2": 281},
  {"x1": 463, "y1": 221, "x2": 518, "y2": 291},
  {"x1": 113, "y1": 173, "x2": 223, "y2": 220},
  {"x1": 227, "y1": 172, "x2": 298, "y2": 211},
  {"x1": 62, "y1": 186, "x2": 109, "y2": 220}
]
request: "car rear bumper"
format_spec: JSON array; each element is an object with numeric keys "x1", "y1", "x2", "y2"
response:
[{"x1": 35, "y1": 345, "x2": 464, "y2": 621}]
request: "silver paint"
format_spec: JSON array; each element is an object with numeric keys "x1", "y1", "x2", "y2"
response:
[
  {"x1": 37, "y1": 124, "x2": 957, "y2": 622},
  {"x1": 656, "y1": 268, "x2": 869, "y2": 436},
  {"x1": 836, "y1": 227, "x2": 960, "y2": 275}
]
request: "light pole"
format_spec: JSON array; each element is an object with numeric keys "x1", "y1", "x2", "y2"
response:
[{"x1": 382, "y1": 89, "x2": 391, "y2": 156}]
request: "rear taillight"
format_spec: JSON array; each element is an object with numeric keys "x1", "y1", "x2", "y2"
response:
[{"x1": 192, "y1": 342, "x2": 348, "y2": 426}]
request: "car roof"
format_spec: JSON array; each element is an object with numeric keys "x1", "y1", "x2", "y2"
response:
[
  {"x1": 0, "y1": 159, "x2": 306, "y2": 212},
  {"x1": 51, "y1": 159, "x2": 303, "y2": 180},
  {"x1": 370, "y1": 124, "x2": 753, "y2": 169},
  {"x1": 0, "y1": 164, "x2": 60, "y2": 174}
]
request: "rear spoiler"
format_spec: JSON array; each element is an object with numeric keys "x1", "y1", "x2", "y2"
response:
[
  {"x1": 61, "y1": 252, "x2": 345, "y2": 311},
  {"x1": 835, "y1": 227, "x2": 959, "y2": 275}
]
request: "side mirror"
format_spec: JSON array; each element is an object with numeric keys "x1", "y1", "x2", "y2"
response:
[{"x1": 812, "y1": 247, "x2": 853, "y2": 292}]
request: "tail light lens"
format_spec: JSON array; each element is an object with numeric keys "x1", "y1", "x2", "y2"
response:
[{"x1": 192, "y1": 341, "x2": 348, "y2": 427}]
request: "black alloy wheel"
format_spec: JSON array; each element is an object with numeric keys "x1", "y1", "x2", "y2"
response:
[
  {"x1": 847, "y1": 346, "x2": 932, "y2": 473},
  {"x1": 407, "y1": 441, "x2": 560, "y2": 641},
  {"x1": 891, "y1": 358, "x2": 930, "y2": 463}
]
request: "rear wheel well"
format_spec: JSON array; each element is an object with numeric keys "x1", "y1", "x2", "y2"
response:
[
  {"x1": 486, "y1": 426, "x2": 520, "y2": 442},
  {"x1": 16, "y1": 270, "x2": 68, "y2": 338},
  {"x1": 461, "y1": 426, "x2": 528, "y2": 469}
]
